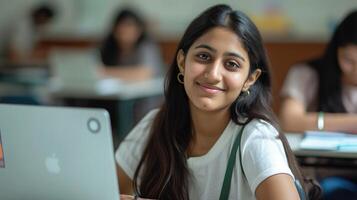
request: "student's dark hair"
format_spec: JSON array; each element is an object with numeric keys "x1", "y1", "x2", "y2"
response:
[
  {"x1": 133, "y1": 4, "x2": 321, "y2": 199},
  {"x1": 308, "y1": 10, "x2": 357, "y2": 112},
  {"x1": 100, "y1": 8, "x2": 147, "y2": 65},
  {"x1": 31, "y1": 4, "x2": 55, "y2": 19}
]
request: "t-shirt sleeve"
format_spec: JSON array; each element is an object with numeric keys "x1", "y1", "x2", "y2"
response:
[
  {"x1": 280, "y1": 64, "x2": 318, "y2": 108},
  {"x1": 115, "y1": 109, "x2": 158, "y2": 179},
  {"x1": 241, "y1": 119, "x2": 294, "y2": 194}
]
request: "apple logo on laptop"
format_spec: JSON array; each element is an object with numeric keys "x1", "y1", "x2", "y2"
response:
[{"x1": 45, "y1": 154, "x2": 61, "y2": 174}]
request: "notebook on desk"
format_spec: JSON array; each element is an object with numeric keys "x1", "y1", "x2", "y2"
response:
[
  {"x1": 49, "y1": 49, "x2": 122, "y2": 94},
  {"x1": 300, "y1": 131, "x2": 357, "y2": 152},
  {"x1": 0, "y1": 104, "x2": 120, "y2": 200}
]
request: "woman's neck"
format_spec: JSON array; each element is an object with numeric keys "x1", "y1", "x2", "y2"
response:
[
  {"x1": 117, "y1": 41, "x2": 135, "y2": 55},
  {"x1": 187, "y1": 105, "x2": 230, "y2": 157},
  {"x1": 342, "y1": 75, "x2": 357, "y2": 87},
  {"x1": 191, "y1": 109, "x2": 230, "y2": 136}
]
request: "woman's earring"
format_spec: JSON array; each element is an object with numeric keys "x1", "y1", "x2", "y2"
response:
[
  {"x1": 240, "y1": 89, "x2": 250, "y2": 98},
  {"x1": 177, "y1": 72, "x2": 184, "y2": 84}
]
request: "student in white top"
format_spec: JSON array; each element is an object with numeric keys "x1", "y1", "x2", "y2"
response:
[
  {"x1": 280, "y1": 10, "x2": 357, "y2": 200},
  {"x1": 116, "y1": 4, "x2": 320, "y2": 200},
  {"x1": 280, "y1": 10, "x2": 357, "y2": 134}
]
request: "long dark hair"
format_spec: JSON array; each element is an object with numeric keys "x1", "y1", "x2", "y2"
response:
[
  {"x1": 133, "y1": 4, "x2": 320, "y2": 199},
  {"x1": 100, "y1": 8, "x2": 147, "y2": 66},
  {"x1": 308, "y1": 10, "x2": 357, "y2": 112}
]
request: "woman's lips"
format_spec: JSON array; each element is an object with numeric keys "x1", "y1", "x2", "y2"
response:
[{"x1": 197, "y1": 82, "x2": 225, "y2": 94}]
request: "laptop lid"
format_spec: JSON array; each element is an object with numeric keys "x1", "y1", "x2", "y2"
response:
[
  {"x1": 0, "y1": 104, "x2": 120, "y2": 200},
  {"x1": 49, "y1": 49, "x2": 122, "y2": 94},
  {"x1": 49, "y1": 49, "x2": 101, "y2": 83}
]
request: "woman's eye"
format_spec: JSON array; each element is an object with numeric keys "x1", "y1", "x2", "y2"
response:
[
  {"x1": 225, "y1": 61, "x2": 240, "y2": 70},
  {"x1": 196, "y1": 53, "x2": 210, "y2": 61},
  {"x1": 343, "y1": 57, "x2": 353, "y2": 65}
]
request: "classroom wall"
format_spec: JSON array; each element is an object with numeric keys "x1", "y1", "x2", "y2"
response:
[
  {"x1": 0, "y1": 0, "x2": 356, "y2": 40},
  {"x1": 0, "y1": 0, "x2": 354, "y2": 113}
]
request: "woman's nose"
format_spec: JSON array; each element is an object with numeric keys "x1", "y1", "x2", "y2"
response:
[{"x1": 204, "y1": 61, "x2": 222, "y2": 82}]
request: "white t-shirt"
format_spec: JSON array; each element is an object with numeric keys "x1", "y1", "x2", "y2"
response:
[
  {"x1": 281, "y1": 64, "x2": 357, "y2": 113},
  {"x1": 116, "y1": 109, "x2": 294, "y2": 200}
]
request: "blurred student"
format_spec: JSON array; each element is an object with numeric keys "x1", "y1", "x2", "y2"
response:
[
  {"x1": 280, "y1": 10, "x2": 357, "y2": 200},
  {"x1": 7, "y1": 4, "x2": 56, "y2": 63},
  {"x1": 117, "y1": 4, "x2": 321, "y2": 200},
  {"x1": 99, "y1": 8, "x2": 163, "y2": 81},
  {"x1": 280, "y1": 10, "x2": 357, "y2": 134}
]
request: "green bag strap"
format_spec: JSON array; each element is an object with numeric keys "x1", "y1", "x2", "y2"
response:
[
  {"x1": 219, "y1": 125, "x2": 245, "y2": 200},
  {"x1": 219, "y1": 124, "x2": 307, "y2": 200}
]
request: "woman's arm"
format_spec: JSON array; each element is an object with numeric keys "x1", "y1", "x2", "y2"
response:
[
  {"x1": 117, "y1": 164, "x2": 134, "y2": 195},
  {"x1": 280, "y1": 97, "x2": 357, "y2": 133},
  {"x1": 100, "y1": 66, "x2": 153, "y2": 81},
  {"x1": 255, "y1": 173, "x2": 300, "y2": 200}
]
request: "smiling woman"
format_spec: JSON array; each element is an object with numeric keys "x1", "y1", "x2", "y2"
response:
[
  {"x1": 115, "y1": 4, "x2": 321, "y2": 200},
  {"x1": 176, "y1": 27, "x2": 260, "y2": 113}
]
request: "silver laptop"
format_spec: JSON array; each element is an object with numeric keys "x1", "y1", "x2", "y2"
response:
[
  {"x1": 49, "y1": 49, "x2": 122, "y2": 94},
  {"x1": 0, "y1": 104, "x2": 120, "y2": 200}
]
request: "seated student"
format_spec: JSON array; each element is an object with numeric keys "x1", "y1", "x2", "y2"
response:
[
  {"x1": 116, "y1": 4, "x2": 321, "y2": 200},
  {"x1": 99, "y1": 8, "x2": 164, "y2": 81},
  {"x1": 280, "y1": 10, "x2": 357, "y2": 134},
  {"x1": 280, "y1": 10, "x2": 357, "y2": 200},
  {"x1": 98, "y1": 8, "x2": 165, "y2": 124},
  {"x1": 7, "y1": 4, "x2": 56, "y2": 63}
]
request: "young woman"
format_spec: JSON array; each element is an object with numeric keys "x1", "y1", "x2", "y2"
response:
[
  {"x1": 280, "y1": 10, "x2": 357, "y2": 134},
  {"x1": 100, "y1": 8, "x2": 163, "y2": 81},
  {"x1": 98, "y1": 8, "x2": 164, "y2": 124},
  {"x1": 280, "y1": 10, "x2": 357, "y2": 200},
  {"x1": 116, "y1": 4, "x2": 320, "y2": 200}
]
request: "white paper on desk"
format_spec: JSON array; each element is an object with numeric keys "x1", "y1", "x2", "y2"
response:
[
  {"x1": 50, "y1": 77, "x2": 123, "y2": 95},
  {"x1": 95, "y1": 78, "x2": 123, "y2": 94},
  {"x1": 300, "y1": 131, "x2": 357, "y2": 151}
]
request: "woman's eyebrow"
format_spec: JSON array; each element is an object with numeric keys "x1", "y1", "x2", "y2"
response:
[
  {"x1": 194, "y1": 44, "x2": 246, "y2": 62},
  {"x1": 224, "y1": 52, "x2": 246, "y2": 62},
  {"x1": 194, "y1": 44, "x2": 216, "y2": 52}
]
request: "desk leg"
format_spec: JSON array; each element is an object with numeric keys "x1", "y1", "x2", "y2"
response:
[{"x1": 117, "y1": 100, "x2": 135, "y2": 140}]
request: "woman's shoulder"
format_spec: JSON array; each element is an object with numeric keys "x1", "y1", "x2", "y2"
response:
[
  {"x1": 242, "y1": 119, "x2": 279, "y2": 140},
  {"x1": 281, "y1": 62, "x2": 320, "y2": 104},
  {"x1": 238, "y1": 119, "x2": 294, "y2": 194},
  {"x1": 288, "y1": 63, "x2": 319, "y2": 81},
  {"x1": 139, "y1": 108, "x2": 159, "y2": 124},
  {"x1": 122, "y1": 108, "x2": 159, "y2": 141},
  {"x1": 288, "y1": 63, "x2": 317, "y2": 78},
  {"x1": 115, "y1": 109, "x2": 159, "y2": 179},
  {"x1": 134, "y1": 108, "x2": 159, "y2": 128}
]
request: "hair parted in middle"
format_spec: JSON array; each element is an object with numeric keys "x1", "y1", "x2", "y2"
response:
[{"x1": 132, "y1": 4, "x2": 320, "y2": 200}]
